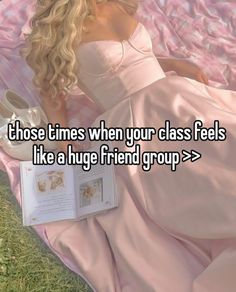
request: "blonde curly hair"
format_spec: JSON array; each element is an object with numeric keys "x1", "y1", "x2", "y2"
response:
[{"x1": 20, "y1": 0, "x2": 138, "y2": 105}]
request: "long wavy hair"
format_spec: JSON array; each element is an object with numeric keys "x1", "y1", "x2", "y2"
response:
[{"x1": 20, "y1": 0, "x2": 138, "y2": 105}]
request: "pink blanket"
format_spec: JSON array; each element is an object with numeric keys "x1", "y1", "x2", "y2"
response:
[{"x1": 0, "y1": 0, "x2": 236, "y2": 291}]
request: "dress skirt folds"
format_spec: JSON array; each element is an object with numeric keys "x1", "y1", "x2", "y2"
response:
[
  {"x1": 46, "y1": 75, "x2": 236, "y2": 292},
  {"x1": 1, "y1": 1, "x2": 236, "y2": 291}
]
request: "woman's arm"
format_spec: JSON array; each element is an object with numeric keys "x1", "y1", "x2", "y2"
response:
[
  {"x1": 156, "y1": 57, "x2": 209, "y2": 85},
  {"x1": 156, "y1": 57, "x2": 177, "y2": 72},
  {"x1": 40, "y1": 93, "x2": 76, "y2": 153}
]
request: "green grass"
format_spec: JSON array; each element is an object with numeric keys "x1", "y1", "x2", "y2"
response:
[{"x1": 0, "y1": 171, "x2": 93, "y2": 292}]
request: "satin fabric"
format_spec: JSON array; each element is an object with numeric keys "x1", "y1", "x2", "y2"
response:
[
  {"x1": 45, "y1": 20, "x2": 236, "y2": 291},
  {"x1": 45, "y1": 74, "x2": 236, "y2": 291},
  {"x1": 1, "y1": 1, "x2": 236, "y2": 291}
]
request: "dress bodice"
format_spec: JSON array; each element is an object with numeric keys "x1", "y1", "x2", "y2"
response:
[{"x1": 76, "y1": 22, "x2": 166, "y2": 111}]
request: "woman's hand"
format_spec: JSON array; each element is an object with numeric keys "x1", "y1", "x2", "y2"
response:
[
  {"x1": 40, "y1": 92, "x2": 84, "y2": 155},
  {"x1": 157, "y1": 57, "x2": 209, "y2": 85},
  {"x1": 173, "y1": 59, "x2": 209, "y2": 85},
  {"x1": 57, "y1": 140, "x2": 84, "y2": 154}
]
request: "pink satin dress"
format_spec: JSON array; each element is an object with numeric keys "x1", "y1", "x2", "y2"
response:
[{"x1": 47, "y1": 22, "x2": 236, "y2": 291}]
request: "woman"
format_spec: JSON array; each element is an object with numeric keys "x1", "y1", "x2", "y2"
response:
[{"x1": 20, "y1": 0, "x2": 236, "y2": 291}]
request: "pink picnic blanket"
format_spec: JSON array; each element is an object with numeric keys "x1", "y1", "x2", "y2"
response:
[{"x1": 0, "y1": 0, "x2": 236, "y2": 291}]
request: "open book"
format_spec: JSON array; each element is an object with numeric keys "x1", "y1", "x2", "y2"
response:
[{"x1": 20, "y1": 146, "x2": 119, "y2": 226}]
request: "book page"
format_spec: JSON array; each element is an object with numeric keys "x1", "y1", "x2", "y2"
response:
[
  {"x1": 20, "y1": 162, "x2": 76, "y2": 226},
  {"x1": 74, "y1": 152, "x2": 118, "y2": 219}
]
